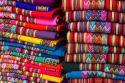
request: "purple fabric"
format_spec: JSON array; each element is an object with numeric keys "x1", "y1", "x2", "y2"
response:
[
  {"x1": 34, "y1": 0, "x2": 55, "y2": 5},
  {"x1": 36, "y1": 31, "x2": 60, "y2": 39}
]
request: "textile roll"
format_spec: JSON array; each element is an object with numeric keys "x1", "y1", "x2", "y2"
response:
[
  {"x1": 67, "y1": 21, "x2": 125, "y2": 35},
  {"x1": 67, "y1": 32, "x2": 125, "y2": 47},
  {"x1": 62, "y1": 0, "x2": 125, "y2": 12},
  {"x1": 66, "y1": 10, "x2": 107, "y2": 22},
  {"x1": 0, "y1": 12, "x2": 62, "y2": 25},
  {"x1": 66, "y1": 71, "x2": 125, "y2": 80},
  {"x1": 64, "y1": 53, "x2": 125, "y2": 65},
  {"x1": 63, "y1": 63, "x2": 125, "y2": 76},
  {"x1": 67, "y1": 78, "x2": 125, "y2": 83},
  {"x1": 0, "y1": 31, "x2": 65, "y2": 47},
  {"x1": 66, "y1": 10, "x2": 125, "y2": 23},
  {"x1": 67, "y1": 43, "x2": 125, "y2": 54},
  {"x1": 0, "y1": 19, "x2": 66, "y2": 32}
]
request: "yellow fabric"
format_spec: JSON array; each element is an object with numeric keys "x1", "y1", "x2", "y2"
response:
[
  {"x1": 42, "y1": 74, "x2": 65, "y2": 83},
  {"x1": 0, "y1": 31, "x2": 64, "y2": 47}
]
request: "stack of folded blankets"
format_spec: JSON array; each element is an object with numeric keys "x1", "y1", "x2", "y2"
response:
[
  {"x1": 0, "y1": 0, "x2": 67, "y2": 83},
  {"x1": 62, "y1": 0, "x2": 125, "y2": 83}
]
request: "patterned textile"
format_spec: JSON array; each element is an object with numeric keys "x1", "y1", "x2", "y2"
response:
[
  {"x1": 0, "y1": 1, "x2": 53, "y2": 11},
  {"x1": 62, "y1": 0, "x2": 125, "y2": 12},
  {"x1": 0, "y1": 19, "x2": 66, "y2": 32},
  {"x1": 66, "y1": 71, "x2": 125, "y2": 80},
  {"x1": 63, "y1": 63, "x2": 125, "y2": 76},
  {"x1": 68, "y1": 78, "x2": 125, "y2": 83},
  {"x1": 0, "y1": 23, "x2": 61, "y2": 39},
  {"x1": 0, "y1": 31, "x2": 65, "y2": 47},
  {"x1": 66, "y1": 10, "x2": 125, "y2": 23},
  {"x1": 65, "y1": 53, "x2": 125, "y2": 64},
  {"x1": 67, "y1": 32, "x2": 125, "y2": 47},
  {"x1": 67, "y1": 21, "x2": 125, "y2": 35},
  {"x1": 67, "y1": 43, "x2": 125, "y2": 54},
  {"x1": 66, "y1": 10, "x2": 107, "y2": 22}
]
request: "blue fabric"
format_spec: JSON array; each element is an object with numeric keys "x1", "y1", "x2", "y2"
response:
[
  {"x1": 16, "y1": 1, "x2": 52, "y2": 11},
  {"x1": 66, "y1": 71, "x2": 125, "y2": 80},
  {"x1": 3, "y1": 41, "x2": 66, "y2": 57}
]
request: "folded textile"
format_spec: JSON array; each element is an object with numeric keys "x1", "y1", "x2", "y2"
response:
[
  {"x1": 0, "y1": 51, "x2": 60, "y2": 66},
  {"x1": 66, "y1": 10, "x2": 125, "y2": 23},
  {"x1": 0, "y1": 37, "x2": 64, "y2": 51},
  {"x1": 16, "y1": 0, "x2": 61, "y2": 6},
  {"x1": 67, "y1": 21, "x2": 125, "y2": 35},
  {"x1": 63, "y1": 63, "x2": 125, "y2": 76},
  {"x1": 65, "y1": 53, "x2": 125, "y2": 64},
  {"x1": 0, "y1": 19, "x2": 66, "y2": 32},
  {"x1": 68, "y1": 78, "x2": 125, "y2": 83},
  {"x1": 67, "y1": 43, "x2": 125, "y2": 54},
  {"x1": 66, "y1": 10, "x2": 107, "y2": 22},
  {"x1": 0, "y1": 31, "x2": 65, "y2": 47},
  {"x1": 0, "y1": 23, "x2": 62, "y2": 39},
  {"x1": 0, "y1": 1, "x2": 53, "y2": 11},
  {"x1": 62, "y1": 0, "x2": 104, "y2": 11},
  {"x1": 67, "y1": 32, "x2": 125, "y2": 47},
  {"x1": 66, "y1": 71, "x2": 125, "y2": 80},
  {"x1": 0, "y1": 12, "x2": 62, "y2": 25},
  {"x1": 62, "y1": 0, "x2": 125, "y2": 12},
  {"x1": 0, "y1": 41, "x2": 66, "y2": 57}
]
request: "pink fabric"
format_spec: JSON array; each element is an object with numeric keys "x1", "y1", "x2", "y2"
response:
[
  {"x1": 36, "y1": 16, "x2": 59, "y2": 25},
  {"x1": 41, "y1": 68, "x2": 61, "y2": 77}
]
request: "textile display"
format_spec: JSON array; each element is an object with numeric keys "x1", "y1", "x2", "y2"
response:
[
  {"x1": 0, "y1": 0, "x2": 66, "y2": 83},
  {"x1": 62, "y1": 0, "x2": 125, "y2": 82}
]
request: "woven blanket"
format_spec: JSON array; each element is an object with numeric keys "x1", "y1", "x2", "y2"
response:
[
  {"x1": 62, "y1": 0, "x2": 125, "y2": 12},
  {"x1": 0, "y1": 6, "x2": 62, "y2": 19},
  {"x1": 67, "y1": 43, "x2": 125, "y2": 54},
  {"x1": 67, "y1": 32, "x2": 125, "y2": 47},
  {"x1": 66, "y1": 71, "x2": 125, "y2": 80},
  {"x1": 66, "y1": 10, "x2": 125, "y2": 23},
  {"x1": 0, "y1": 37, "x2": 64, "y2": 51},
  {"x1": 0, "y1": 41, "x2": 66, "y2": 57},
  {"x1": 65, "y1": 53, "x2": 125, "y2": 65},
  {"x1": 68, "y1": 78, "x2": 125, "y2": 83},
  {"x1": 63, "y1": 63, "x2": 125, "y2": 76},
  {"x1": 0, "y1": 19, "x2": 66, "y2": 32},
  {"x1": 0, "y1": 23, "x2": 63, "y2": 39},
  {"x1": 0, "y1": 1, "x2": 53, "y2": 11},
  {"x1": 67, "y1": 21, "x2": 125, "y2": 35},
  {"x1": 0, "y1": 31, "x2": 65, "y2": 47},
  {"x1": 0, "y1": 12, "x2": 63, "y2": 25}
]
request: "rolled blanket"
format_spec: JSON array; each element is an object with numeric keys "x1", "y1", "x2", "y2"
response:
[
  {"x1": 64, "y1": 53, "x2": 125, "y2": 65},
  {"x1": 66, "y1": 71, "x2": 125, "y2": 80},
  {"x1": 63, "y1": 63, "x2": 125, "y2": 76},
  {"x1": 67, "y1": 21, "x2": 125, "y2": 35},
  {"x1": 67, "y1": 32, "x2": 125, "y2": 47},
  {"x1": 67, "y1": 43, "x2": 125, "y2": 54}
]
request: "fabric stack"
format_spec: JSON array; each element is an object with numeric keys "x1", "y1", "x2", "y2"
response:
[
  {"x1": 0, "y1": 0, "x2": 67, "y2": 83},
  {"x1": 62, "y1": 0, "x2": 125, "y2": 83}
]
